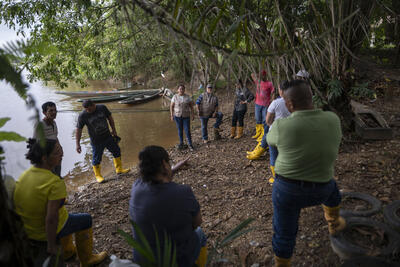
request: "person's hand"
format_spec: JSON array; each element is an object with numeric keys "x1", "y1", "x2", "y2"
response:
[
  {"x1": 76, "y1": 145, "x2": 81, "y2": 154},
  {"x1": 170, "y1": 115, "x2": 174, "y2": 121},
  {"x1": 191, "y1": 115, "x2": 194, "y2": 121},
  {"x1": 47, "y1": 244, "x2": 60, "y2": 255},
  {"x1": 240, "y1": 100, "x2": 246, "y2": 104},
  {"x1": 212, "y1": 112, "x2": 217, "y2": 118}
]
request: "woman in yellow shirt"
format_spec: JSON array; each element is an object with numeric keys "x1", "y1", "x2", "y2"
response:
[{"x1": 14, "y1": 138, "x2": 106, "y2": 266}]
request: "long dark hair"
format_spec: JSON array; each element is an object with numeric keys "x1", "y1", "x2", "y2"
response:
[
  {"x1": 25, "y1": 138, "x2": 57, "y2": 165},
  {"x1": 138, "y1": 146, "x2": 170, "y2": 184}
]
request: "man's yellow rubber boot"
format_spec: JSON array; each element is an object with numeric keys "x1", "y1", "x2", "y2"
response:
[
  {"x1": 229, "y1": 127, "x2": 236, "y2": 139},
  {"x1": 246, "y1": 146, "x2": 266, "y2": 160},
  {"x1": 234, "y1": 127, "x2": 243, "y2": 139},
  {"x1": 251, "y1": 124, "x2": 262, "y2": 139},
  {"x1": 274, "y1": 255, "x2": 291, "y2": 267},
  {"x1": 195, "y1": 245, "x2": 208, "y2": 267},
  {"x1": 322, "y1": 205, "x2": 346, "y2": 235},
  {"x1": 92, "y1": 165, "x2": 104, "y2": 183},
  {"x1": 269, "y1": 165, "x2": 275, "y2": 184},
  {"x1": 247, "y1": 142, "x2": 261, "y2": 155},
  {"x1": 75, "y1": 228, "x2": 107, "y2": 267},
  {"x1": 113, "y1": 157, "x2": 130, "y2": 174},
  {"x1": 60, "y1": 234, "x2": 76, "y2": 260},
  {"x1": 256, "y1": 126, "x2": 265, "y2": 142}
]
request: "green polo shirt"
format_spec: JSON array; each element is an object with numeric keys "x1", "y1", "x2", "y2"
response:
[{"x1": 267, "y1": 109, "x2": 342, "y2": 183}]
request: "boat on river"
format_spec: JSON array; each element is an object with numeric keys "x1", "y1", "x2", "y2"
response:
[
  {"x1": 55, "y1": 88, "x2": 161, "y2": 97},
  {"x1": 77, "y1": 94, "x2": 132, "y2": 103},
  {"x1": 119, "y1": 89, "x2": 163, "y2": 104}
]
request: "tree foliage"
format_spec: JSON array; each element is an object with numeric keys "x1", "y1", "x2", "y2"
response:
[{"x1": 1, "y1": 0, "x2": 398, "y2": 125}]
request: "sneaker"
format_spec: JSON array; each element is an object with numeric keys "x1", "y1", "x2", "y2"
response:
[
  {"x1": 203, "y1": 140, "x2": 209, "y2": 144},
  {"x1": 189, "y1": 145, "x2": 194, "y2": 151}
]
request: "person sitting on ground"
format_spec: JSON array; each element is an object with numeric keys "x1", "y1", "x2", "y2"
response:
[
  {"x1": 247, "y1": 81, "x2": 290, "y2": 160},
  {"x1": 266, "y1": 80, "x2": 345, "y2": 267},
  {"x1": 129, "y1": 146, "x2": 207, "y2": 267},
  {"x1": 170, "y1": 84, "x2": 195, "y2": 151},
  {"x1": 76, "y1": 100, "x2": 129, "y2": 183},
  {"x1": 250, "y1": 70, "x2": 274, "y2": 143},
  {"x1": 13, "y1": 138, "x2": 107, "y2": 266},
  {"x1": 196, "y1": 84, "x2": 223, "y2": 143},
  {"x1": 230, "y1": 79, "x2": 254, "y2": 139},
  {"x1": 33, "y1": 101, "x2": 62, "y2": 177}
]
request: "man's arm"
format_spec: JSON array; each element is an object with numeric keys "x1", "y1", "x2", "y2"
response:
[
  {"x1": 75, "y1": 128, "x2": 82, "y2": 153},
  {"x1": 192, "y1": 211, "x2": 202, "y2": 229},
  {"x1": 266, "y1": 112, "x2": 275, "y2": 126},
  {"x1": 170, "y1": 102, "x2": 175, "y2": 121},
  {"x1": 107, "y1": 115, "x2": 117, "y2": 136},
  {"x1": 46, "y1": 199, "x2": 63, "y2": 255}
]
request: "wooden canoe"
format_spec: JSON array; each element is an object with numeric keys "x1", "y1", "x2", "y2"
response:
[
  {"x1": 77, "y1": 94, "x2": 132, "y2": 103},
  {"x1": 55, "y1": 88, "x2": 161, "y2": 97},
  {"x1": 118, "y1": 89, "x2": 162, "y2": 104}
]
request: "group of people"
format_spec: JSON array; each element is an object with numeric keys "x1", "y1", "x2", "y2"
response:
[{"x1": 11, "y1": 69, "x2": 347, "y2": 267}]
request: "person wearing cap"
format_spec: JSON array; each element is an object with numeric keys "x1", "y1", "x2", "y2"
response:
[
  {"x1": 267, "y1": 80, "x2": 345, "y2": 267},
  {"x1": 295, "y1": 69, "x2": 310, "y2": 80},
  {"x1": 196, "y1": 84, "x2": 223, "y2": 143},
  {"x1": 75, "y1": 100, "x2": 130, "y2": 183},
  {"x1": 250, "y1": 70, "x2": 274, "y2": 143}
]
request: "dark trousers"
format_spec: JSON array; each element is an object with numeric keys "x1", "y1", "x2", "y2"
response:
[
  {"x1": 91, "y1": 135, "x2": 121, "y2": 166},
  {"x1": 231, "y1": 109, "x2": 246, "y2": 127},
  {"x1": 272, "y1": 176, "x2": 341, "y2": 258}
]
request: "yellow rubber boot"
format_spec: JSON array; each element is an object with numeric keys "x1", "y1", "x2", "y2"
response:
[
  {"x1": 60, "y1": 234, "x2": 76, "y2": 260},
  {"x1": 274, "y1": 255, "x2": 291, "y2": 267},
  {"x1": 256, "y1": 126, "x2": 265, "y2": 142},
  {"x1": 322, "y1": 205, "x2": 346, "y2": 235},
  {"x1": 269, "y1": 165, "x2": 275, "y2": 184},
  {"x1": 92, "y1": 165, "x2": 104, "y2": 183},
  {"x1": 251, "y1": 124, "x2": 262, "y2": 139},
  {"x1": 75, "y1": 228, "x2": 107, "y2": 267},
  {"x1": 234, "y1": 127, "x2": 243, "y2": 139},
  {"x1": 195, "y1": 245, "x2": 208, "y2": 267},
  {"x1": 247, "y1": 142, "x2": 260, "y2": 155},
  {"x1": 113, "y1": 157, "x2": 130, "y2": 174},
  {"x1": 246, "y1": 146, "x2": 266, "y2": 160},
  {"x1": 229, "y1": 127, "x2": 236, "y2": 139}
]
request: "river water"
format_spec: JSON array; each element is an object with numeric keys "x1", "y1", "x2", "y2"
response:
[{"x1": 0, "y1": 78, "x2": 178, "y2": 190}]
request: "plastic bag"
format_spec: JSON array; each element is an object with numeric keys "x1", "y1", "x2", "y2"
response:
[{"x1": 109, "y1": 255, "x2": 141, "y2": 267}]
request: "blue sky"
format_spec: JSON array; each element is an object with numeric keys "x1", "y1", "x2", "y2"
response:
[{"x1": 0, "y1": 23, "x2": 27, "y2": 47}]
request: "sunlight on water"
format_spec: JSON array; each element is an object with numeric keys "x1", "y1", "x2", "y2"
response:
[{"x1": 0, "y1": 78, "x2": 179, "y2": 191}]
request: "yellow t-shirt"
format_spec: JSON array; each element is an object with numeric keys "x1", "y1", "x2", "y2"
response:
[{"x1": 14, "y1": 166, "x2": 69, "y2": 241}]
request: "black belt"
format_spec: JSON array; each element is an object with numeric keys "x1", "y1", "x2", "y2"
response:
[{"x1": 276, "y1": 174, "x2": 331, "y2": 187}]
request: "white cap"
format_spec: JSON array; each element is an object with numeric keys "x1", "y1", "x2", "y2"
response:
[{"x1": 296, "y1": 70, "x2": 310, "y2": 78}]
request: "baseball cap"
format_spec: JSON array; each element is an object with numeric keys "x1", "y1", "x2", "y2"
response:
[
  {"x1": 296, "y1": 70, "x2": 310, "y2": 78},
  {"x1": 206, "y1": 84, "x2": 213, "y2": 88}
]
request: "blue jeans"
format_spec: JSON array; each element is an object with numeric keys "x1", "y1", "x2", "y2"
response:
[
  {"x1": 254, "y1": 104, "x2": 267, "y2": 125},
  {"x1": 91, "y1": 135, "x2": 121, "y2": 165},
  {"x1": 272, "y1": 176, "x2": 341, "y2": 258},
  {"x1": 191, "y1": 227, "x2": 207, "y2": 264},
  {"x1": 174, "y1": 116, "x2": 192, "y2": 146},
  {"x1": 57, "y1": 213, "x2": 92, "y2": 239},
  {"x1": 200, "y1": 112, "x2": 223, "y2": 140},
  {"x1": 260, "y1": 124, "x2": 270, "y2": 148},
  {"x1": 269, "y1": 145, "x2": 278, "y2": 166}
]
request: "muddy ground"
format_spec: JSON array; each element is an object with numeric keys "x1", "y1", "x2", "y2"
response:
[{"x1": 65, "y1": 60, "x2": 400, "y2": 267}]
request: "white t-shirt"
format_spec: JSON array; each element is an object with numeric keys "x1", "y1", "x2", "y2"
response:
[
  {"x1": 267, "y1": 98, "x2": 290, "y2": 120},
  {"x1": 33, "y1": 120, "x2": 58, "y2": 140}
]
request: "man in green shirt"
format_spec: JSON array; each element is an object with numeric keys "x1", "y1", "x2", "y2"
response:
[{"x1": 267, "y1": 80, "x2": 345, "y2": 267}]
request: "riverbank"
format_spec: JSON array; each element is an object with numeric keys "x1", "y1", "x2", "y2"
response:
[{"x1": 65, "y1": 67, "x2": 400, "y2": 266}]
